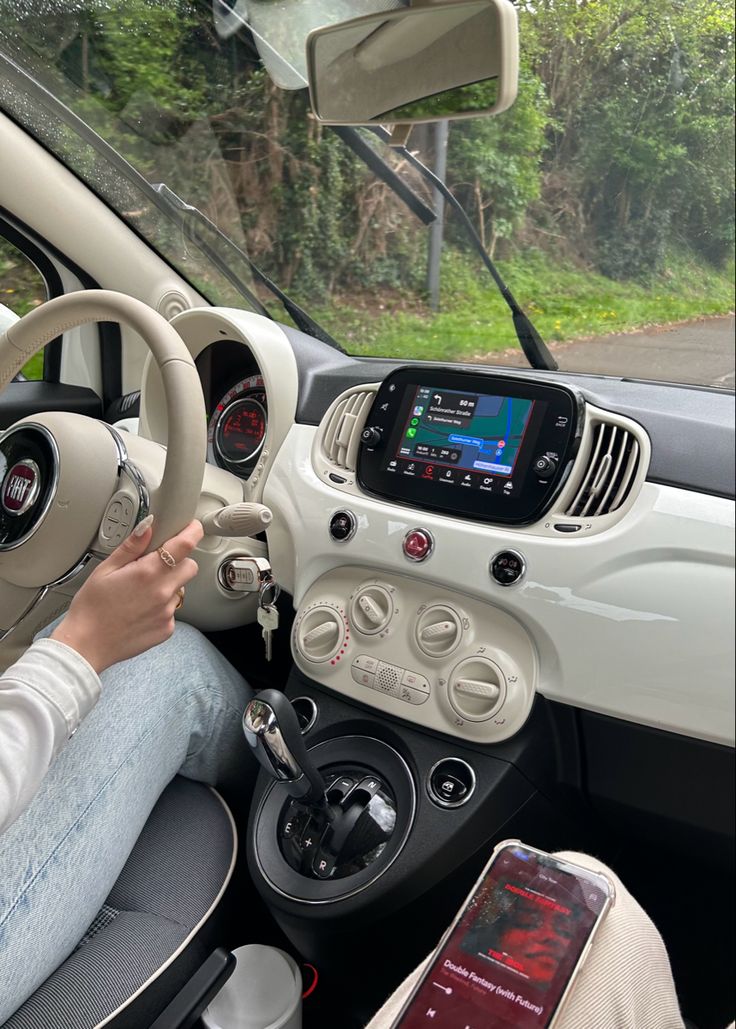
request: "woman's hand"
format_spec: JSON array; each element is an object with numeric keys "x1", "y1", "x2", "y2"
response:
[{"x1": 51, "y1": 517, "x2": 203, "y2": 674}]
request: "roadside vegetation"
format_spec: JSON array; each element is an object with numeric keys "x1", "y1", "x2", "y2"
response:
[{"x1": 1, "y1": 0, "x2": 733, "y2": 379}]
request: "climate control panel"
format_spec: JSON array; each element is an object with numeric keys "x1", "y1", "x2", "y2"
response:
[{"x1": 291, "y1": 566, "x2": 537, "y2": 744}]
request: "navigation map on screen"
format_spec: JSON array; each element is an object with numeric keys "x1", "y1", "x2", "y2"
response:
[{"x1": 393, "y1": 386, "x2": 535, "y2": 478}]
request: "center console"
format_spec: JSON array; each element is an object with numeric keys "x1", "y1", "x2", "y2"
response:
[{"x1": 358, "y1": 367, "x2": 582, "y2": 526}]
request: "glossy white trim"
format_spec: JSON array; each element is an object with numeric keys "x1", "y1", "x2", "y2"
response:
[{"x1": 265, "y1": 424, "x2": 735, "y2": 747}]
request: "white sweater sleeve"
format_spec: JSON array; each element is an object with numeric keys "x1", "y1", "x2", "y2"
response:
[{"x1": 0, "y1": 638, "x2": 101, "y2": 834}]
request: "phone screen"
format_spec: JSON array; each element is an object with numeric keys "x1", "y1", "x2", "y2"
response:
[{"x1": 393, "y1": 844, "x2": 612, "y2": 1028}]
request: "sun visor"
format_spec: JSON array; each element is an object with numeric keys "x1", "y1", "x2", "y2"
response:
[{"x1": 213, "y1": 0, "x2": 404, "y2": 90}]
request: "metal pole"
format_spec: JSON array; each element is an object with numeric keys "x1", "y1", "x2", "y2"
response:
[{"x1": 427, "y1": 119, "x2": 449, "y2": 312}]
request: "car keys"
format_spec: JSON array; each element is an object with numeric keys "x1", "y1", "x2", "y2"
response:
[{"x1": 257, "y1": 580, "x2": 281, "y2": 661}]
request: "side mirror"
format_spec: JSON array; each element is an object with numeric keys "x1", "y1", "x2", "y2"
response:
[{"x1": 306, "y1": 0, "x2": 518, "y2": 126}]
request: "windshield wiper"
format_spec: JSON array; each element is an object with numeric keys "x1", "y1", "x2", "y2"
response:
[
  {"x1": 367, "y1": 126, "x2": 558, "y2": 372},
  {"x1": 152, "y1": 184, "x2": 344, "y2": 352}
]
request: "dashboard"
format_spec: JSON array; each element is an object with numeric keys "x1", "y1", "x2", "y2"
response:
[{"x1": 138, "y1": 306, "x2": 735, "y2": 751}]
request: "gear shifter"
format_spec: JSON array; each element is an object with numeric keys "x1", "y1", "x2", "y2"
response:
[{"x1": 243, "y1": 689, "x2": 327, "y2": 807}]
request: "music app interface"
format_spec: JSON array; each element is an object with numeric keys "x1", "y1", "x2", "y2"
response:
[{"x1": 394, "y1": 845, "x2": 609, "y2": 1029}]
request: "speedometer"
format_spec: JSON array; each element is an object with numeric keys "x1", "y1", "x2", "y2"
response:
[{"x1": 207, "y1": 374, "x2": 267, "y2": 475}]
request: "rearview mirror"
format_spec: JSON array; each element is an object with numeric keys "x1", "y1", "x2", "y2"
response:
[{"x1": 306, "y1": 0, "x2": 518, "y2": 126}]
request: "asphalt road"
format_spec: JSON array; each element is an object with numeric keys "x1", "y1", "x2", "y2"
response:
[{"x1": 487, "y1": 315, "x2": 735, "y2": 388}]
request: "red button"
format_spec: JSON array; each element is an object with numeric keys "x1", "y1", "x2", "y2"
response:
[{"x1": 403, "y1": 529, "x2": 433, "y2": 562}]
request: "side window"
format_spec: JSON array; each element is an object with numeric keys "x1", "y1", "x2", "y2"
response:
[{"x1": 0, "y1": 236, "x2": 48, "y2": 380}]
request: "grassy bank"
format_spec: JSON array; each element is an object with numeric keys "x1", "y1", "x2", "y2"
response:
[
  {"x1": 7, "y1": 247, "x2": 735, "y2": 382},
  {"x1": 312, "y1": 249, "x2": 735, "y2": 363}
]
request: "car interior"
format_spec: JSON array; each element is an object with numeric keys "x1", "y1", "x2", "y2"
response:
[{"x1": 0, "y1": 1, "x2": 734, "y2": 1028}]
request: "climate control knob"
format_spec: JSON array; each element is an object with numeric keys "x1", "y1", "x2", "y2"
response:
[
  {"x1": 448, "y1": 656, "x2": 506, "y2": 721},
  {"x1": 295, "y1": 605, "x2": 346, "y2": 663},
  {"x1": 350, "y1": 584, "x2": 394, "y2": 635},
  {"x1": 416, "y1": 605, "x2": 463, "y2": 657}
]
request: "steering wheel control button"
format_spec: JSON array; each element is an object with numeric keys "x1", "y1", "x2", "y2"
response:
[
  {"x1": 360, "y1": 426, "x2": 382, "y2": 447},
  {"x1": 100, "y1": 492, "x2": 136, "y2": 545},
  {"x1": 329, "y1": 510, "x2": 357, "y2": 543},
  {"x1": 403, "y1": 527, "x2": 434, "y2": 562},
  {"x1": 428, "y1": 759, "x2": 476, "y2": 809},
  {"x1": 490, "y1": 549, "x2": 526, "y2": 586},
  {"x1": 533, "y1": 454, "x2": 558, "y2": 479}
]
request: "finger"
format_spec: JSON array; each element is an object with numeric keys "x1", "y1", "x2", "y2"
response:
[
  {"x1": 156, "y1": 520, "x2": 204, "y2": 566},
  {"x1": 102, "y1": 516, "x2": 154, "y2": 571},
  {"x1": 169, "y1": 558, "x2": 199, "y2": 591}
]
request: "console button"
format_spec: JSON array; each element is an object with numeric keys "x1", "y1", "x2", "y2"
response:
[
  {"x1": 406, "y1": 687, "x2": 429, "y2": 706},
  {"x1": 490, "y1": 550, "x2": 526, "y2": 586},
  {"x1": 403, "y1": 528, "x2": 434, "y2": 562},
  {"x1": 433, "y1": 774, "x2": 468, "y2": 804},
  {"x1": 428, "y1": 758, "x2": 477, "y2": 809},
  {"x1": 554, "y1": 522, "x2": 582, "y2": 533},
  {"x1": 329, "y1": 510, "x2": 357, "y2": 542},
  {"x1": 354, "y1": 654, "x2": 379, "y2": 673},
  {"x1": 401, "y1": 669, "x2": 430, "y2": 693},
  {"x1": 361, "y1": 426, "x2": 382, "y2": 447},
  {"x1": 533, "y1": 455, "x2": 558, "y2": 479},
  {"x1": 351, "y1": 666, "x2": 375, "y2": 688}
]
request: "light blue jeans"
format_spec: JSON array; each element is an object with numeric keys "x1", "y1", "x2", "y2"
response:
[{"x1": 0, "y1": 622, "x2": 253, "y2": 1023}]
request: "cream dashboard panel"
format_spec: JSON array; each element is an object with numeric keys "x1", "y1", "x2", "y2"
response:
[
  {"x1": 264, "y1": 422, "x2": 735, "y2": 747},
  {"x1": 137, "y1": 308, "x2": 299, "y2": 631}
]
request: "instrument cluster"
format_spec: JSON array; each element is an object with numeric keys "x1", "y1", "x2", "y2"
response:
[{"x1": 207, "y1": 372, "x2": 268, "y2": 479}]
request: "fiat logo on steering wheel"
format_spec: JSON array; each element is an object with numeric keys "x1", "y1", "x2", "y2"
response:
[{"x1": 1, "y1": 459, "x2": 41, "y2": 516}]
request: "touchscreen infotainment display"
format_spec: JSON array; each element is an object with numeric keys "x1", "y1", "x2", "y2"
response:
[
  {"x1": 358, "y1": 368, "x2": 579, "y2": 526},
  {"x1": 385, "y1": 386, "x2": 539, "y2": 490}
]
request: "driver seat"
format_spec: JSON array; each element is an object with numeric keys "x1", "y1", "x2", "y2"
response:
[{"x1": 3, "y1": 776, "x2": 236, "y2": 1029}]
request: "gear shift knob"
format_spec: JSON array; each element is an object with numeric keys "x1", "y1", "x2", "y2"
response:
[{"x1": 243, "y1": 689, "x2": 327, "y2": 807}]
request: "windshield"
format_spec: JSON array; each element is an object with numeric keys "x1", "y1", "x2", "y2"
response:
[{"x1": 1, "y1": 0, "x2": 733, "y2": 387}]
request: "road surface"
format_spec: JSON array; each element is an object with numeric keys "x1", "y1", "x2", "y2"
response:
[{"x1": 485, "y1": 315, "x2": 734, "y2": 388}]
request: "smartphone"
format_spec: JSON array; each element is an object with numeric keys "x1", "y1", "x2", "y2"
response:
[{"x1": 390, "y1": 840, "x2": 614, "y2": 1029}]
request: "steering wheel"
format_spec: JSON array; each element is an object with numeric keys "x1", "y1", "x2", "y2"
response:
[{"x1": 0, "y1": 290, "x2": 206, "y2": 669}]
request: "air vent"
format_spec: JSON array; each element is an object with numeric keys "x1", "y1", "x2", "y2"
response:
[
  {"x1": 319, "y1": 387, "x2": 377, "y2": 472},
  {"x1": 566, "y1": 420, "x2": 642, "y2": 518}
]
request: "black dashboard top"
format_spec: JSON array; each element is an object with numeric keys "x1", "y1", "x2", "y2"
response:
[{"x1": 280, "y1": 325, "x2": 736, "y2": 501}]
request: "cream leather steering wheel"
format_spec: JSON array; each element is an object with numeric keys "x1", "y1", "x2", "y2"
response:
[{"x1": 0, "y1": 290, "x2": 206, "y2": 669}]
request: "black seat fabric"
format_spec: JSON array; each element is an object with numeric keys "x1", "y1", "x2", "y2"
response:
[{"x1": 4, "y1": 777, "x2": 236, "y2": 1029}]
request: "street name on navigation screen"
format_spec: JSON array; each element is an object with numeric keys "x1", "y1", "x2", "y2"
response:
[{"x1": 393, "y1": 386, "x2": 535, "y2": 479}]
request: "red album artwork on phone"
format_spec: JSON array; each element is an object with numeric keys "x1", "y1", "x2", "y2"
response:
[{"x1": 393, "y1": 844, "x2": 612, "y2": 1029}]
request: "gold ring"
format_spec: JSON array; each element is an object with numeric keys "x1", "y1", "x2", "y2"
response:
[
  {"x1": 158, "y1": 546, "x2": 176, "y2": 568},
  {"x1": 175, "y1": 587, "x2": 185, "y2": 610}
]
